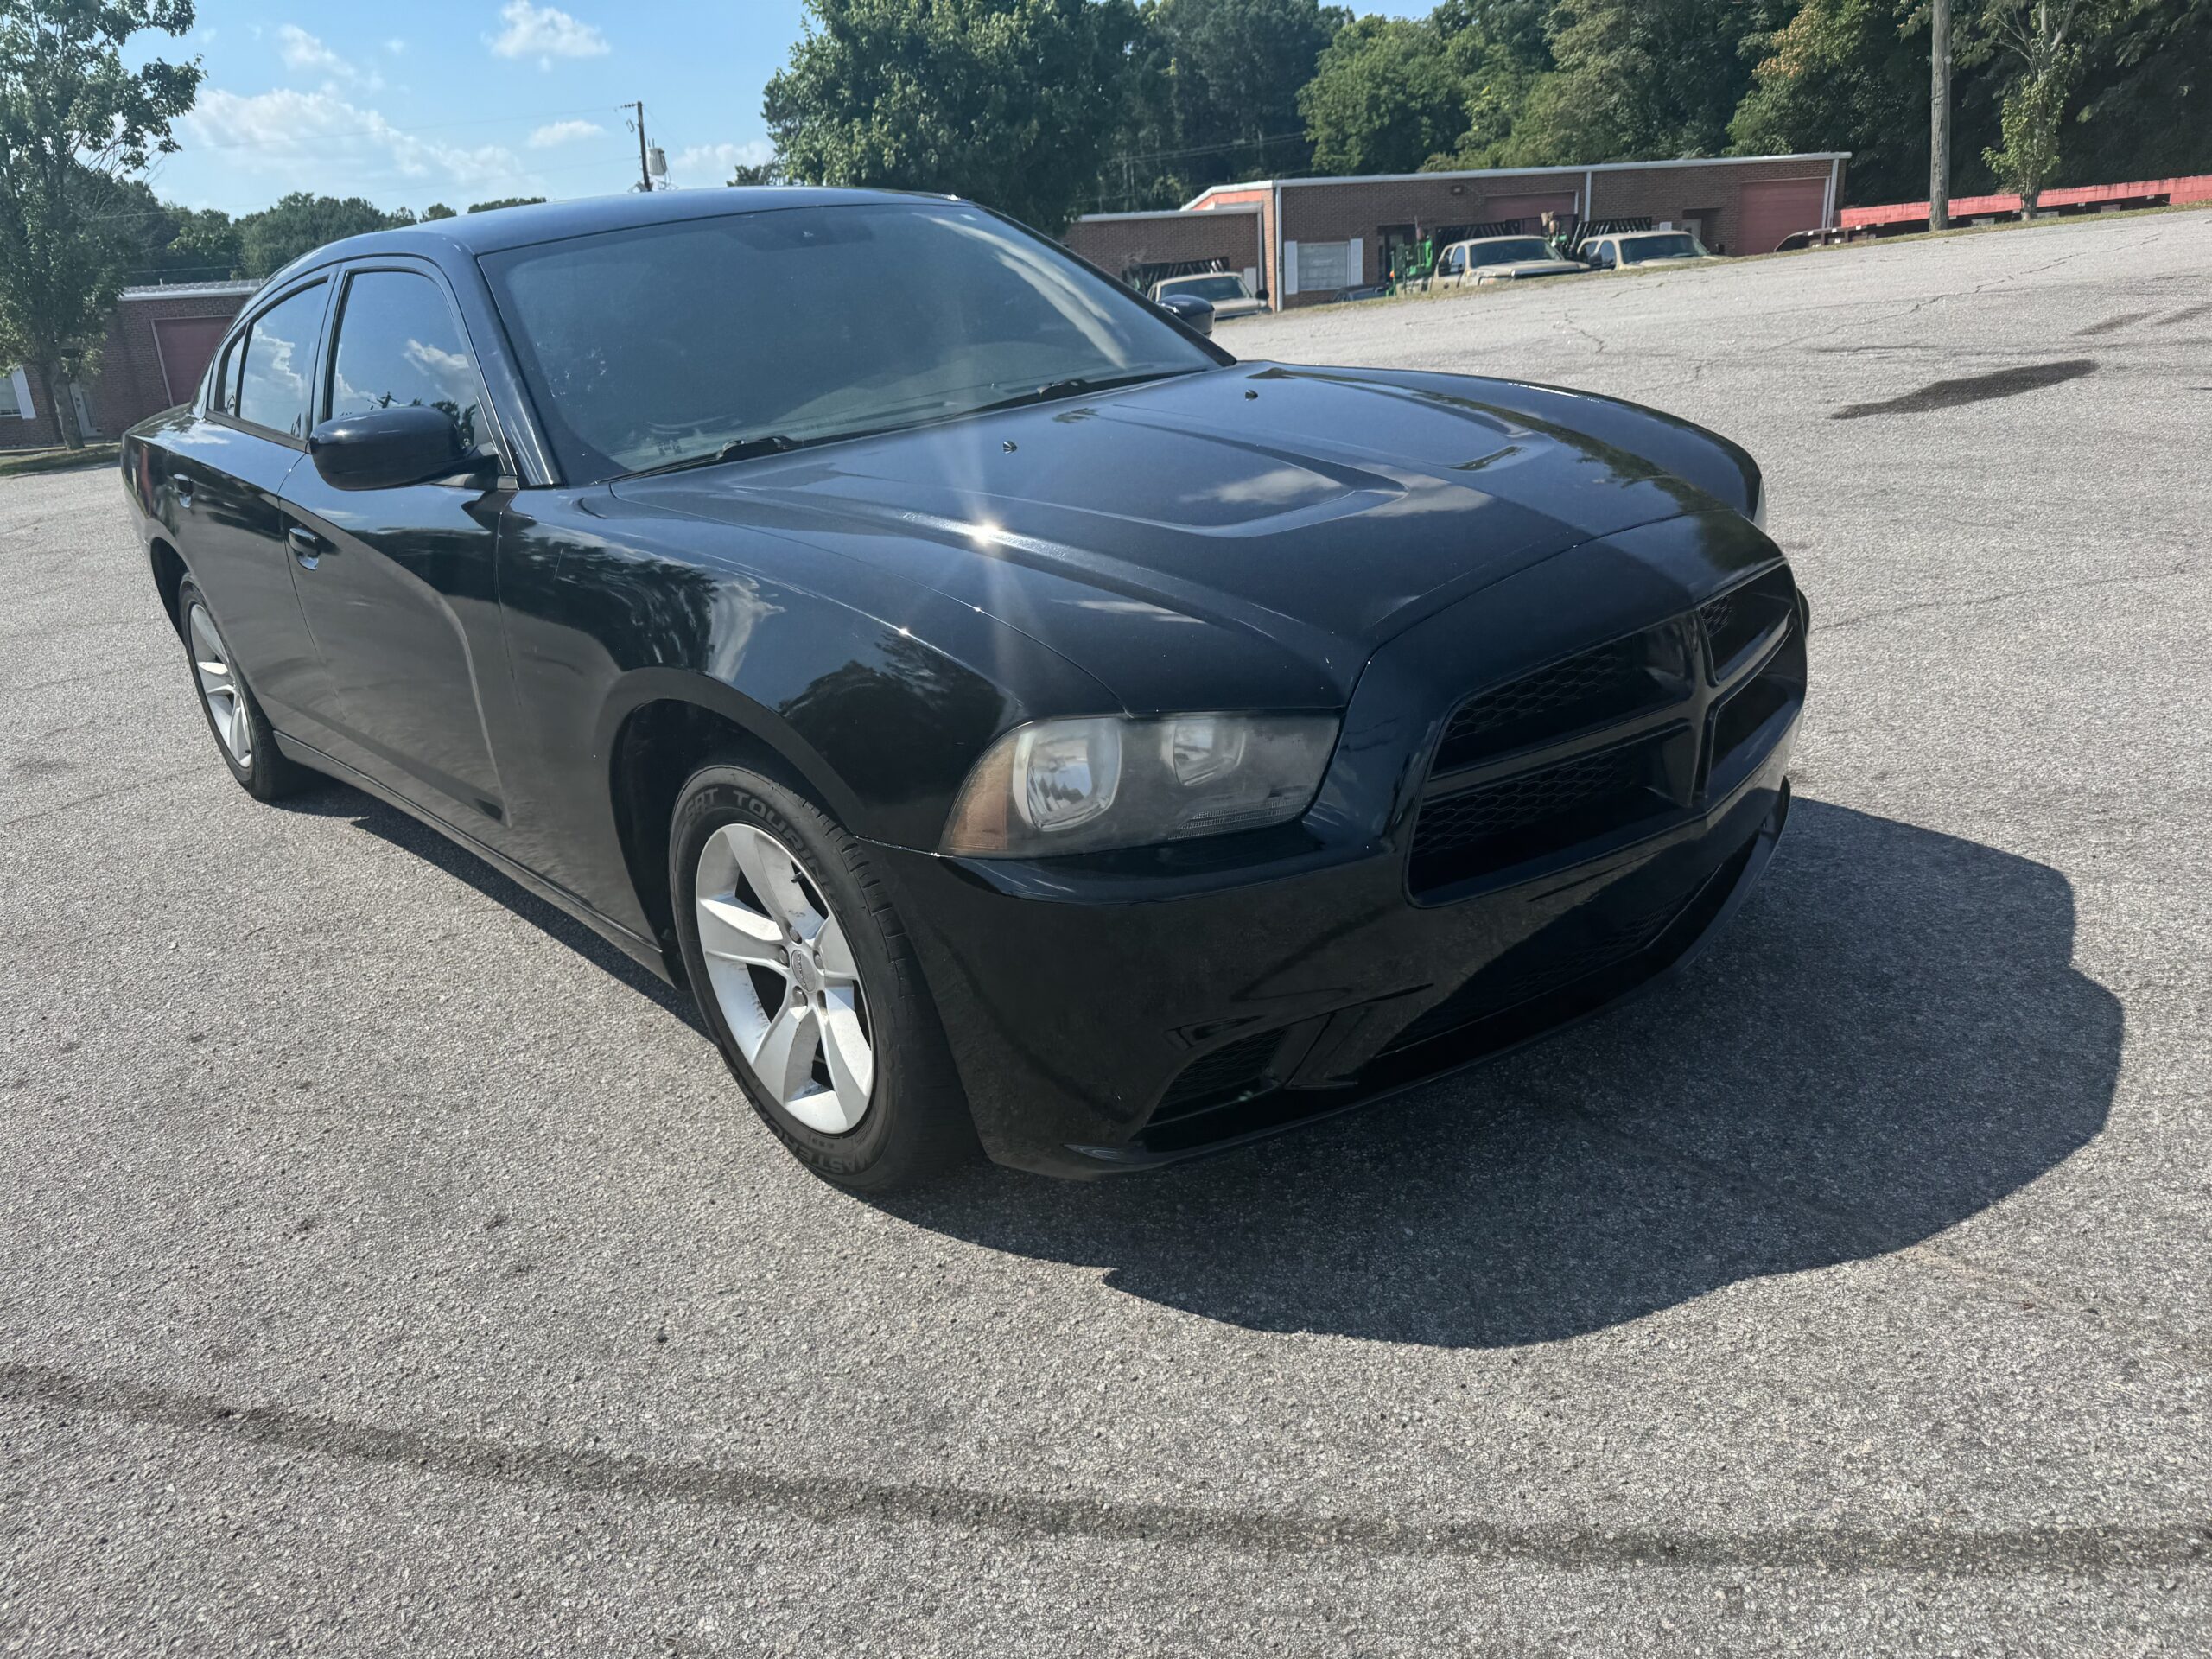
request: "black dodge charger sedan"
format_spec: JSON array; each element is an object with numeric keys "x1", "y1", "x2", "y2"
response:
[{"x1": 123, "y1": 189, "x2": 1803, "y2": 1190}]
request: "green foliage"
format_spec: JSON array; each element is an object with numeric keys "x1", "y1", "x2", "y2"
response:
[
  {"x1": 1983, "y1": 48, "x2": 2076, "y2": 209},
  {"x1": 423, "y1": 203, "x2": 459, "y2": 220},
  {"x1": 1113, "y1": 0, "x2": 1346, "y2": 207},
  {"x1": 763, "y1": 0, "x2": 1142, "y2": 233},
  {"x1": 466, "y1": 196, "x2": 548, "y2": 213},
  {"x1": 728, "y1": 159, "x2": 785, "y2": 186},
  {"x1": 1298, "y1": 15, "x2": 1465, "y2": 174},
  {"x1": 1506, "y1": 0, "x2": 1764, "y2": 164},
  {"x1": 234, "y1": 193, "x2": 410, "y2": 277},
  {"x1": 0, "y1": 0, "x2": 202, "y2": 445}
]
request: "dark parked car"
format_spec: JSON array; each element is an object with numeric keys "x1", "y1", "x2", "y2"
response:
[{"x1": 124, "y1": 189, "x2": 1803, "y2": 1191}]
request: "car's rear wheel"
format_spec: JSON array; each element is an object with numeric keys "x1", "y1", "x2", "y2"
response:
[
  {"x1": 175, "y1": 577, "x2": 308, "y2": 801},
  {"x1": 670, "y1": 765, "x2": 975, "y2": 1191}
]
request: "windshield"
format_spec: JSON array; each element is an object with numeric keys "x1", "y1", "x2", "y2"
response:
[
  {"x1": 1159, "y1": 274, "x2": 1250, "y2": 303},
  {"x1": 1620, "y1": 232, "x2": 1707, "y2": 264},
  {"x1": 483, "y1": 201, "x2": 1221, "y2": 482},
  {"x1": 1467, "y1": 238, "x2": 1554, "y2": 268}
]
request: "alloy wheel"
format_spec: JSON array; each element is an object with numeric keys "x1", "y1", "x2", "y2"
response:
[
  {"x1": 187, "y1": 602, "x2": 251, "y2": 769},
  {"x1": 693, "y1": 821, "x2": 876, "y2": 1134}
]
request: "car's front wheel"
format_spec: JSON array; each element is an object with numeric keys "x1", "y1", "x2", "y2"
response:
[
  {"x1": 175, "y1": 577, "x2": 308, "y2": 802},
  {"x1": 669, "y1": 765, "x2": 975, "y2": 1191}
]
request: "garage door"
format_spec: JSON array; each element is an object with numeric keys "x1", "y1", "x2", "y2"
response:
[
  {"x1": 1484, "y1": 192, "x2": 1580, "y2": 232},
  {"x1": 152, "y1": 315, "x2": 230, "y2": 405},
  {"x1": 1737, "y1": 178, "x2": 1829, "y2": 256}
]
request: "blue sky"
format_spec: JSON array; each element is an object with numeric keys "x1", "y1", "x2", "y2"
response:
[{"x1": 144, "y1": 2, "x2": 1421, "y2": 218}]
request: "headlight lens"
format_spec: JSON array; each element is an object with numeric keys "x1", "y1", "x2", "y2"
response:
[{"x1": 943, "y1": 713, "x2": 1338, "y2": 857}]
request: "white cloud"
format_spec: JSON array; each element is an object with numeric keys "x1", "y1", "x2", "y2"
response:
[
  {"x1": 669, "y1": 140, "x2": 772, "y2": 185},
  {"x1": 385, "y1": 38, "x2": 407, "y2": 55},
  {"x1": 488, "y1": 2, "x2": 610, "y2": 67},
  {"x1": 183, "y1": 86, "x2": 536, "y2": 198},
  {"x1": 529, "y1": 118, "x2": 607, "y2": 149},
  {"x1": 278, "y1": 24, "x2": 383, "y2": 91}
]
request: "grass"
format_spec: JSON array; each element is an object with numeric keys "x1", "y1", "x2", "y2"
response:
[{"x1": 0, "y1": 441, "x2": 120, "y2": 479}]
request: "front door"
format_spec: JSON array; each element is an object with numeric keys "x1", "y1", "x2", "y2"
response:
[{"x1": 281, "y1": 264, "x2": 512, "y2": 831}]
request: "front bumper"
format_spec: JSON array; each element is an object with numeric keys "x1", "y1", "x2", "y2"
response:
[{"x1": 875, "y1": 512, "x2": 1803, "y2": 1177}]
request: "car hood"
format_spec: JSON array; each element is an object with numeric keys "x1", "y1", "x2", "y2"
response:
[
  {"x1": 1478, "y1": 260, "x2": 1585, "y2": 279},
  {"x1": 609, "y1": 362, "x2": 1758, "y2": 709}
]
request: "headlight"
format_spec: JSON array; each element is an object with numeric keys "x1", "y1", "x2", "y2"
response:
[{"x1": 942, "y1": 713, "x2": 1338, "y2": 857}]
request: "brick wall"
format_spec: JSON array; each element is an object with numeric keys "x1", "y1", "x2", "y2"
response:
[
  {"x1": 1063, "y1": 208, "x2": 1266, "y2": 296},
  {"x1": 1268, "y1": 156, "x2": 1847, "y2": 308},
  {"x1": 3, "y1": 287, "x2": 251, "y2": 449}
]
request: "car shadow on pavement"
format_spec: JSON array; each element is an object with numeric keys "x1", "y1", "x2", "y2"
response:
[
  {"x1": 888, "y1": 799, "x2": 2122, "y2": 1348},
  {"x1": 273, "y1": 781, "x2": 701, "y2": 1027}
]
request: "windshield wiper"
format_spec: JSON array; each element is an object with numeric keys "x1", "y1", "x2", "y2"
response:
[
  {"x1": 620, "y1": 432, "x2": 807, "y2": 480},
  {"x1": 962, "y1": 368, "x2": 1200, "y2": 419}
]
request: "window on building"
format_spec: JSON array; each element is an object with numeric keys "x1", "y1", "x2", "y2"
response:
[
  {"x1": 0, "y1": 367, "x2": 24, "y2": 420},
  {"x1": 236, "y1": 283, "x2": 327, "y2": 439}
]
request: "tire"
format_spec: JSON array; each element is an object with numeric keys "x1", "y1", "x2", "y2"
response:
[
  {"x1": 669, "y1": 764, "x2": 976, "y2": 1191},
  {"x1": 175, "y1": 577, "x2": 310, "y2": 802}
]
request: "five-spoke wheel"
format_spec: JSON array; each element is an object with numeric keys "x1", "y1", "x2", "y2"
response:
[
  {"x1": 187, "y1": 600, "x2": 252, "y2": 769},
  {"x1": 693, "y1": 820, "x2": 876, "y2": 1134}
]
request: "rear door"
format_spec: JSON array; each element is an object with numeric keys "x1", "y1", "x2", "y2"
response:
[
  {"x1": 279, "y1": 259, "x2": 515, "y2": 830},
  {"x1": 165, "y1": 278, "x2": 342, "y2": 738}
]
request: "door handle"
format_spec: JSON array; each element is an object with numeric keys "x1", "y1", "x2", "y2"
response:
[{"x1": 287, "y1": 524, "x2": 333, "y2": 568}]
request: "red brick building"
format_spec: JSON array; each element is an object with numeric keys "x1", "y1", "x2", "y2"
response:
[
  {"x1": 1068, "y1": 153, "x2": 1851, "y2": 311},
  {"x1": 2, "y1": 279, "x2": 257, "y2": 448}
]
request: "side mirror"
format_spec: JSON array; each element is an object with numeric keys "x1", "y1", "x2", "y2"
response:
[
  {"x1": 308, "y1": 405, "x2": 483, "y2": 491},
  {"x1": 1156, "y1": 293, "x2": 1216, "y2": 337}
]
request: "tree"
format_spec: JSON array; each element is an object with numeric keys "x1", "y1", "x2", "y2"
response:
[
  {"x1": 2066, "y1": 0, "x2": 2212, "y2": 184},
  {"x1": 1730, "y1": 0, "x2": 1933, "y2": 205},
  {"x1": 0, "y1": 0, "x2": 201, "y2": 448},
  {"x1": 1506, "y1": 0, "x2": 1763, "y2": 164},
  {"x1": 1430, "y1": 0, "x2": 1556, "y2": 167},
  {"x1": 236, "y1": 193, "x2": 409, "y2": 278},
  {"x1": 1976, "y1": 0, "x2": 2107, "y2": 215},
  {"x1": 728, "y1": 159, "x2": 785, "y2": 186},
  {"x1": 466, "y1": 196, "x2": 547, "y2": 213},
  {"x1": 423, "y1": 203, "x2": 459, "y2": 220},
  {"x1": 1298, "y1": 15, "x2": 1465, "y2": 175},
  {"x1": 1109, "y1": 0, "x2": 1346, "y2": 209},
  {"x1": 762, "y1": 0, "x2": 1141, "y2": 233}
]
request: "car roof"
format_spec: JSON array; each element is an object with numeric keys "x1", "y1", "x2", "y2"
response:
[
  {"x1": 264, "y1": 186, "x2": 950, "y2": 284},
  {"x1": 1449, "y1": 234, "x2": 1549, "y2": 247}
]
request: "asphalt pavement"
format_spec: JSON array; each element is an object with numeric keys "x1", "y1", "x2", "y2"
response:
[{"x1": 3, "y1": 210, "x2": 2210, "y2": 1655}]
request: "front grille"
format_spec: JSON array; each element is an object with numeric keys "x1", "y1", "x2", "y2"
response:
[
  {"x1": 1699, "y1": 567, "x2": 1796, "y2": 678},
  {"x1": 1433, "y1": 629, "x2": 1673, "y2": 772},
  {"x1": 1408, "y1": 735, "x2": 1675, "y2": 893},
  {"x1": 1150, "y1": 1029, "x2": 1283, "y2": 1124}
]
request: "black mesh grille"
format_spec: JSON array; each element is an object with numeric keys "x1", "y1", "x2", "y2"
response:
[
  {"x1": 1433, "y1": 631, "x2": 1667, "y2": 772},
  {"x1": 1409, "y1": 738, "x2": 1672, "y2": 893},
  {"x1": 1151, "y1": 1029, "x2": 1283, "y2": 1123},
  {"x1": 1700, "y1": 568, "x2": 1796, "y2": 677}
]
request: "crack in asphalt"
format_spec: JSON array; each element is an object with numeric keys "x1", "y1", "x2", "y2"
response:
[
  {"x1": 0, "y1": 765, "x2": 212, "y2": 830},
  {"x1": 1812, "y1": 562, "x2": 2198, "y2": 635},
  {"x1": 3, "y1": 1361, "x2": 2208, "y2": 1572}
]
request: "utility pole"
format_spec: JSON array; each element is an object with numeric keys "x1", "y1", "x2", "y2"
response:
[
  {"x1": 1929, "y1": 0, "x2": 1952, "y2": 231},
  {"x1": 627, "y1": 100, "x2": 653, "y2": 193}
]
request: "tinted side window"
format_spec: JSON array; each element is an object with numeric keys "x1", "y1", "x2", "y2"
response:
[
  {"x1": 327, "y1": 270, "x2": 486, "y2": 449},
  {"x1": 237, "y1": 283, "x2": 325, "y2": 437}
]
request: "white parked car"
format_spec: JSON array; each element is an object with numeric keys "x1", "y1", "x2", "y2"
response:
[
  {"x1": 1581, "y1": 231, "x2": 1722, "y2": 272},
  {"x1": 1147, "y1": 271, "x2": 1266, "y2": 320},
  {"x1": 1432, "y1": 235, "x2": 1586, "y2": 288}
]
